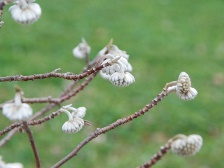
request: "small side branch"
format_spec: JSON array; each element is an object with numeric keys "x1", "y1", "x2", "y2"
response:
[
  {"x1": 29, "y1": 110, "x2": 63, "y2": 126},
  {"x1": 0, "y1": 123, "x2": 21, "y2": 136},
  {"x1": 0, "y1": 61, "x2": 110, "y2": 82},
  {"x1": 138, "y1": 142, "x2": 172, "y2": 168},
  {"x1": 23, "y1": 121, "x2": 41, "y2": 168}
]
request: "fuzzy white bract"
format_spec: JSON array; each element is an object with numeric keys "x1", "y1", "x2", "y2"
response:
[
  {"x1": 101, "y1": 55, "x2": 130, "y2": 75},
  {"x1": 62, "y1": 117, "x2": 84, "y2": 133},
  {"x1": 100, "y1": 45, "x2": 135, "y2": 87},
  {"x1": 171, "y1": 134, "x2": 203, "y2": 157},
  {"x1": 71, "y1": 107, "x2": 86, "y2": 119},
  {"x1": 72, "y1": 38, "x2": 91, "y2": 59},
  {"x1": 108, "y1": 45, "x2": 130, "y2": 59},
  {"x1": 176, "y1": 72, "x2": 198, "y2": 100},
  {"x1": 2, "y1": 92, "x2": 32, "y2": 121},
  {"x1": 9, "y1": 0, "x2": 41, "y2": 24},
  {"x1": 109, "y1": 72, "x2": 135, "y2": 87}
]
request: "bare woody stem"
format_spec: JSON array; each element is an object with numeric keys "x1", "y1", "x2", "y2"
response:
[
  {"x1": 138, "y1": 141, "x2": 172, "y2": 168},
  {"x1": 30, "y1": 72, "x2": 98, "y2": 119},
  {"x1": 52, "y1": 89, "x2": 169, "y2": 168},
  {"x1": 0, "y1": 61, "x2": 112, "y2": 82},
  {"x1": 22, "y1": 121, "x2": 41, "y2": 168},
  {"x1": 0, "y1": 123, "x2": 21, "y2": 136},
  {"x1": 0, "y1": 72, "x2": 98, "y2": 137}
]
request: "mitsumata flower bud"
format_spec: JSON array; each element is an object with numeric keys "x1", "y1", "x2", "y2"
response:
[
  {"x1": 108, "y1": 45, "x2": 130, "y2": 59},
  {"x1": 9, "y1": 0, "x2": 41, "y2": 24},
  {"x1": 171, "y1": 134, "x2": 203, "y2": 157},
  {"x1": 109, "y1": 72, "x2": 135, "y2": 87},
  {"x1": 71, "y1": 107, "x2": 86, "y2": 119},
  {"x1": 61, "y1": 104, "x2": 87, "y2": 133},
  {"x1": 2, "y1": 91, "x2": 32, "y2": 121},
  {"x1": 99, "y1": 44, "x2": 135, "y2": 87},
  {"x1": 72, "y1": 38, "x2": 91, "y2": 59},
  {"x1": 176, "y1": 72, "x2": 198, "y2": 100},
  {"x1": 62, "y1": 117, "x2": 84, "y2": 133}
]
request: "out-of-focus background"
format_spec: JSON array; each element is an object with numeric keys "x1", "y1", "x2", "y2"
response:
[{"x1": 0, "y1": 0, "x2": 224, "y2": 167}]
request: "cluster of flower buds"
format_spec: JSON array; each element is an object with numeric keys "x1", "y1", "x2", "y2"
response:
[
  {"x1": 9, "y1": 0, "x2": 41, "y2": 24},
  {"x1": 167, "y1": 72, "x2": 198, "y2": 100},
  {"x1": 99, "y1": 45, "x2": 135, "y2": 87},
  {"x1": 170, "y1": 134, "x2": 203, "y2": 157},
  {"x1": 61, "y1": 104, "x2": 87, "y2": 133},
  {"x1": 2, "y1": 87, "x2": 33, "y2": 122},
  {"x1": 72, "y1": 39, "x2": 135, "y2": 87}
]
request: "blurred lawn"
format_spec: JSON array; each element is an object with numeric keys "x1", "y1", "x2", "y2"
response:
[{"x1": 0, "y1": 0, "x2": 224, "y2": 167}]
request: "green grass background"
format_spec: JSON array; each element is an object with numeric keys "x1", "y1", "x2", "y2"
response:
[{"x1": 0, "y1": 0, "x2": 224, "y2": 167}]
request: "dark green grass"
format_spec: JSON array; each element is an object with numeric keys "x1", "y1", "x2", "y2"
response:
[{"x1": 0, "y1": 0, "x2": 224, "y2": 167}]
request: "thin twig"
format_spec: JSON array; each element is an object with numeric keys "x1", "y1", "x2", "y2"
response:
[
  {"x1": 52, "y1": 89, "x2": 169, "y2": 168},
  {"x1": 29, "y1": 110, "x2": 63, "y2": 126},
  {"x1": 0, "y1": 123, "x2": 21, "y2": 136},
  {"x1": 22, "y1": 121, "x2": 41, "y2": 168},
  {"x1": 31, "y1": 72, "x2": 98, "y2": 119},
  {"x1": 0, "y1": 61, "x2": 112, "y2": 82},
  {"x1": 138, "y1": 141, "x2": 172, "y2": 168}
]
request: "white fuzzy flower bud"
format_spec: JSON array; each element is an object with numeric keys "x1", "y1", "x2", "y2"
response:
[
  {"x1": 101, "y1": 55, "x2": 130, "y2": 75},
  {"x1": 108, "y1": 45, "x2": 129, "y2": 59},
  {"x1": 62, "y1": 117, "x2": 84, "y2": 133},
  {"x1": 61, "y1": 105, "x2": 87, "y2": 133},
  {"x1": 109, "y1": 72, "x2": 135, "y2": 87},
  {"x1": 9, "y1": 0, "x2": 41, "y2": 24},
  {"x1": 171, "y1": 134, "x2": 203, "y2": 157},
  {"x1": 176, "y1": 72, "x2": 198, "y2": 100},
  {"x1": 2, "y1": 92, "x2": 32, "y2": 121},
  {"x1": 71, "y1": 107, "x2": 86, "y2": 119},
  {"x1": 99, "y1": 70, "x2": 110, "y2": 80},
  {"x1": 72, "y1": 38, "x2": 91, "y2": 59}
]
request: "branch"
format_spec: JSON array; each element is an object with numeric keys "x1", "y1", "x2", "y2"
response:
[
  {"x1": 138, "y1": 141, "x2": 172, "y2": 168},
  {"x1": 22, "y1": 121, "x2": 41, "y2": 168},
  {"x1": 0, "y1": 123, "x2": 21, "y2": 136},
  {"x1": 0, "y1": 72, "x2": 97, "y2": 136},
  {"x1": 29, "y1": 109, "x2": 63, "y2": 126},
  {"x1": 30, "y1": 72, "x2": 98, "y2": 119},
  {"x1": 0, "y1": 60, "x2": 112, "y2": 82},
  {"x1": 52, "y1": 88, "x2": 169, "y2": 168}
]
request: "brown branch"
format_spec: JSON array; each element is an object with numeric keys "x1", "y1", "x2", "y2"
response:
[
  {"x1": 52, "y1": 89, "x2": 169, "y2": 168},
  {"x1": 138, "y1": 141, "x2": 172, "y2": 168},
  {"x1": 29, "y1": 110, "x2": 63, "y2": 126},
  {"x1": 0, "y1": 61, "x2": 111, "y2": 82},
  {"x1": 0, "y1": 123, "x2": 21, "y2": 136},
  {"x1": 0, "y1": 73, "x2": 97, "y2": 136},
  {"x1": 23, "y1": 121, "x2": 41, "y2": 168},
  {"x1": 31, "y1": 72, "x2": 98, "y2": 119}
]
